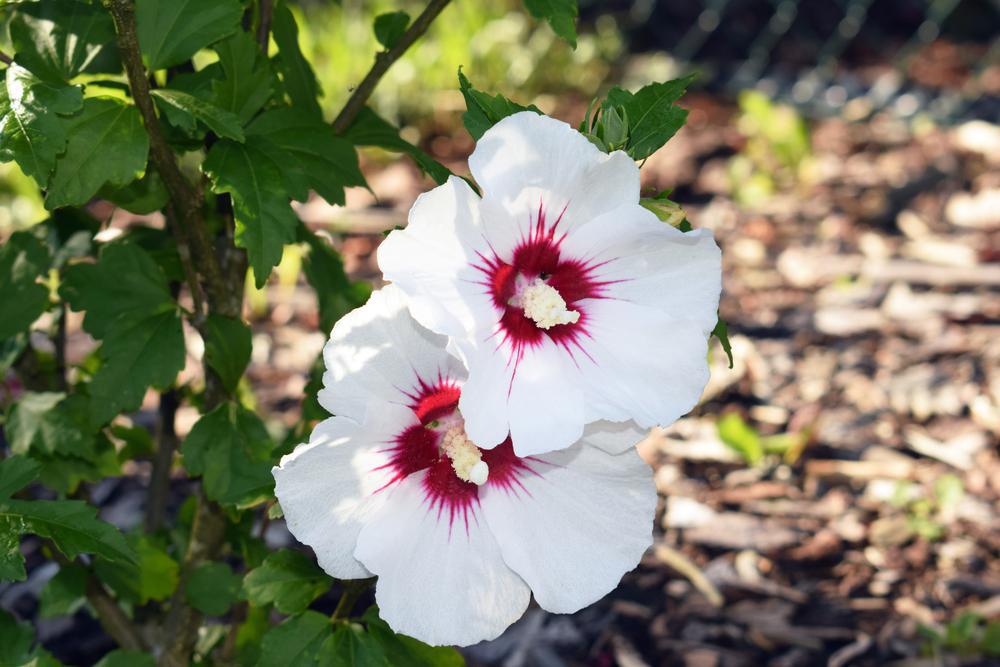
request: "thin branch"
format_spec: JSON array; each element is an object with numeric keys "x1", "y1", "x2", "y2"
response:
[
  {"x1": 164, "y1": 203, "x2": 207, "y2": 321},
  {"x1": 257, "y1": 0, "x2": 274, "y2": 52},
  {"x1": 219, "y1": 502, "x2": 271, "y2": 661},
  {"x1": 104, "y1": 0, "x2": 225, "y2": 316},
  {"x1": 54, "y1": 303, "x2": 68, "y2": 391},
  {"x1": 159, "y1": 489, "x2": 228, "y2": 667},
  {"x1": 145, "y1": 389, "x2": 179, "y2": 533},
  {"x1": 331, "y1": 0, "x2": 452, "y2": 134},
  {"x1": 87, "y1": 577, "x2": 149, "y2": 650},
  {"x1": 0, "y1": 50, "x2": 12, "y2": 65},
  {"x1": 105, "y1": 5, "x2": 241, "y2": 665},
  {"x1": 48, "y1": 544, "x2": 148, "y2": 650},
  {"x1": 330, "y1": 580, "x2": 373, "y2": 622}
]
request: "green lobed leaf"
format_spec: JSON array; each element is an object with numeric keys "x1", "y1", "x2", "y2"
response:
[
  {"x1": 247, "y1": 107, "x2": 366, "y2": 205},
  {"x1": 300, "y1": 226, "x2": 371, "y2": 333},
  {"x1": 185, "y1": 561, "x2": 241, "y2": 616},
  {"x1": 0, "y1": 230, "x2": 51, "y2": 340},
  {"x1": 88, "y1": 308, "x2": 185, "y2": 425},
  {"x1": 61, "y1": 242, "x2": 184, "y2": 424},
  {"x1": 241, "y1": 549, "x2": 331, "y2": 615},
  {"x1": 202, "y1": 314, "x2": 252, "y2": 394},
  {"x1": 522, "y1": 0, "x2": 578, "y2": 47},
  {"x1": 457, "y1": 68, "x2": 542, "y2": 141},
  {"x1": 99, "y1": 170, "x2": 170, "y2": 215},
  {"x1": 212, "y1": 32, "x2": 276, "y2": 124},
  {"x1": 361, "y1": 606, "x2": 464, "y2": 666},
  {"x1": 271, "y1": 2, "x2": 323, "y2": 119},
  {"x1": 602, "y1": 75, "x2": 693, "y2": 160},
  {"x1": 0, "y1": 456, "x2": 41, "y2": 501},
  {"x1": 318, "y1": 624, "x2": 388, "y2": 667},
  {"x1": 0, "y1": 64, "x2": 83, "y2": 185},
  {"x1": 119, "y1": 225, "x2": 184, "y2": 283},
  {"x1": 6, "y1": 392, "x2": 96, "y2": 459},
  {"x1": 0, "y1": 515, "x2": 28, "y2": 582},
  {"x1": 38, "y1": 563, "x2": 88, "y2": 618},
  {"x1": 203, "y1": 138, "x2": 298, "y2": 287},
  {"x1": 45, "y1": 98, "x2": 150, "y2": 210},
  {"x1": 136, "y1": 0, "x2": 243, "y2": 70},
  {"x1": 93, "y1": 535, "x2": 179, "y2": 605},
  {"x1": 1, "y1": 498, "x2": 136, "y2": 565},
  {"x1": 7, "y1": 0, "x2": 117, "y2": 82},
  {"x1": 93, "y1": 650, "x2": 155, "y2": 667},
  {"x1": 0, "y1": 458, "x2": 37, "y2": 580},
  {"x1": 373, "y1": 12, "x2": 410, "y2": 50},
  {"x1": 33, "y1": 440, "x2": 122, "y2": 496},
  {"x1": 151, "y1": 89, "x2": 245, "y2": 142},
  {"x1": 342, "y1": 107, "x2": 450, "y2": 185},
  {"x1": 256, "y1": 611, "x2": 331, "y2": 667},
  {"x1": 181, "y1": 402, "x2": 274, "y2": 507},
  {"x1": 61, "y1": 241, "x2": 174, "y2": 338}
]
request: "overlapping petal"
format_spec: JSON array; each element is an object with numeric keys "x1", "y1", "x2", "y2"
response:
[{"x1": 317, "y1": 284, "x2": 465, "y2": 422}]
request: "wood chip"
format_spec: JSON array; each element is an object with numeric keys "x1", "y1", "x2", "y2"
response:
[{"x1": 684, "y1": 513, "x2": 803, "y2": 552}]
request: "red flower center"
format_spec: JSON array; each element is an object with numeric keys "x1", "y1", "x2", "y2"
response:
[
  {"x1": 376, "y1": 377, "x2": 535, "y2": 531},
  {"x1": 473, "y1": 201, "x2": 611, "y2": 367}
]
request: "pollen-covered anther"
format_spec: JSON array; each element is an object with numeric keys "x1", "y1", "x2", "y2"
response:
[
  {"x1": 441, "y1": 426, "x2": 489, "y2": 485},
  {"x1": 515, "y1": 278, "x2": 580, "y2": 329}
]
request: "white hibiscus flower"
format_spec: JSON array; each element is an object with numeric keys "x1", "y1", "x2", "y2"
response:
[
  {"x1": 274, "y1": 286, "x2": 656, "y2": 647},
  {"x1": 378, "y1": 111, "x2": 722, "y2": 457}
]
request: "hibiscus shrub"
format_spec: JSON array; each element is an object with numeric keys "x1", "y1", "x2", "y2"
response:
[{"x1": 0, "y1": 0, "x2": 726, "y2": 664}]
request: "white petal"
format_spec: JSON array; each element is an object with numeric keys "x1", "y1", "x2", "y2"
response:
[
  {"x1": 318, "y1": 284, "x2": 465, "y2": 421},
  {"x1": 561, "y1": 208, "x2": 722, "y2": 335},
  {"x1": 273, "y1": 406, "x2": 416, "y2": 579},
  {"x1": 377, "y1": 176, "x2": 499, "y2": 340},
  {"x1": 354, "y1": 472, "x2": 530, "y2": 646},
  {"x1": 578, "y1": 298, "x2": 711, "y2": 427},
  {"x1": 580, "y1": 420, "x2": 648, "y2": 455},
  {"x1": 506, "y1": 342, "x2": 584, "y2": 456},
  {"x1": 480, "y1": 444, "x2": 655, "y2": 614},
  {"x1": 460, "y1": 338, "x2": 587, "y2": 457},
  {"x1": 456, "y1": 342, "x2": 514, "y2": 450},
  {"x1": 469, "y1": 112, "x2": 639, "y2": 233}
]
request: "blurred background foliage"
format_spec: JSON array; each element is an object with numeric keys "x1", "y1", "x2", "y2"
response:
[{"x1": 293, "y1": 0, "x2": 623, "y2": 122}]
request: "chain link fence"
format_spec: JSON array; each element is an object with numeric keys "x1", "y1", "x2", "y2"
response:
[{"x1": 601, "y1": 0, "x2": 999, "y2": 123}]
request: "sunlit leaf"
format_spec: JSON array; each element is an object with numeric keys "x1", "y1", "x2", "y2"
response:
[
  {"x1": 522, "y1": 0, "x2": 578, "y2": 47},
  {"x1": 45, "y1": 98, "x2": 149, "y2": 210},
  {"x1": 342, "y1": 107, "x2": 450, "y2": 185},
  {"x1": 458, "y1": 68, "x2": 541, "y2": 141},
  {"x1": 203, "y1": 138, "x2": 298, "y2": 287},
  {"x1": 373, "y1": 12, "x2": 410, "y2": 50},
  {"x1": 272, "y1": 2, "x2": 322, "y2": 118},
  {"x1": 0, "y1": 65, "x2": 83, "y2": 185},
  {"x1": 241, "y1": 549, "x2": 331, "y2": 615},
  {"x1": 136, "y1": 0, "x2": 243, "y2": 70}
]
